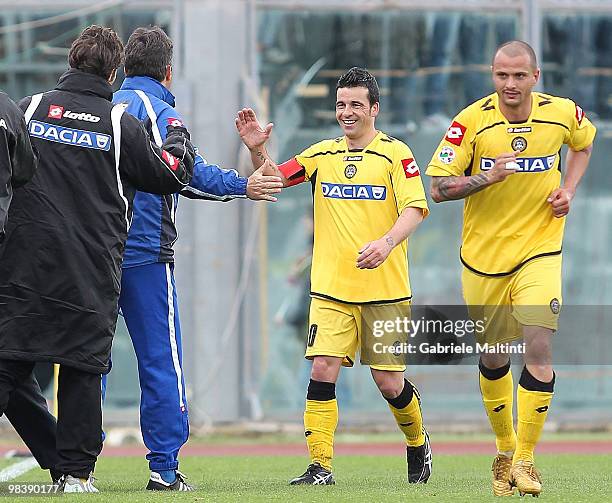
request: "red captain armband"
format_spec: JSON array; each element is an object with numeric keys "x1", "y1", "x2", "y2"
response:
[{"x1": 278, "y1": 158, "x2": 306, "y2": 186}]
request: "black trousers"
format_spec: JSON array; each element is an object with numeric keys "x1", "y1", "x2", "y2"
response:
[{"x1": 0, "y1": 359, "x2": 102, "y2": 478}]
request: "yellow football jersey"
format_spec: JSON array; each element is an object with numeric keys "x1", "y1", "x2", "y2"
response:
[
  {"x1": 426, "y1": 92, "x2": 596, "y2": 275},
  {"x1": 292, "y1": 131, "x2": 428, "y2": 304}
]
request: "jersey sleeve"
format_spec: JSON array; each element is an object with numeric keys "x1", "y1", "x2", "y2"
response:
[
  {"x1": 279, "y1": 142, "x2": 322, "y2": 186},
  {"x1": 181, "y1": 151, "x2": 247, "y2": 200},
  {"x1": 156, "y1": 109, "x2": 247, "y2": 199},
  {"x1": 391, "y1": 142, "x2": 429, "y2": 217},
  {"x1": 294, "y1": 142, "x2": 322, "y2": 181},
  {"x1": 119, "y1": 112, "x2": 193, "y2": 194},
  {"x1": 8, "y1": 96, "x2": 38, "y2": 188},
  {"x1": 426, "y1": 108, "x2": 475, "y2": 177},
  {"x1": 564, "y1": 99, "x2": 597, "y2": 151}
]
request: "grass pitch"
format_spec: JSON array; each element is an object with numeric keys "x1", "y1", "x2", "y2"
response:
[{"x1": 5, "y1": 453, "x2": 612, "y2": 502}]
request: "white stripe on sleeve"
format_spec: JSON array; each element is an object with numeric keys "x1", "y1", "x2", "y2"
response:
[
  {"x1": 23, "y1": 93, "x2": 43, "y2": 124},
  {"x1": 110, "y1": 103, "x2": 130, "y2": 230},
  {"x1": 134, "y1": 90, "x2": 163, "y2": 147}
]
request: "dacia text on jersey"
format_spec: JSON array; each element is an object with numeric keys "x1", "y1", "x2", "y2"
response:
[
  {"x1": 321, "y1": 182, "x2": 387, "y2": 200},
  {"x1": 480, "y1": 154, "x2": 557, "y2": 172},
  {"x1": 28, "y1": 120, "x2": 111, "y2": 151}
]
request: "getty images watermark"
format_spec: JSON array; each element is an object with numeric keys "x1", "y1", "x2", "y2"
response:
[{"x1": 370, "y1": 315, "x2": 526, "y2": 356}]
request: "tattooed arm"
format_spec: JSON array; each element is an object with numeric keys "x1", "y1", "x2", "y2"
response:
[
  {"x1": 430, "y1": 151, "x2": 520, "y2": 202},
  {"x1": 235, "y1": 107, "x2": 290, "y2": 185},
  {"x1": 235, "y1": 107, "x2": 273, "y2": 167},
  {"x1": 245, "y1": 140, "x2": 273, "y2": 172},
  {"x1": 431, "y1": 172, "x2": 492, "y2": 202}
]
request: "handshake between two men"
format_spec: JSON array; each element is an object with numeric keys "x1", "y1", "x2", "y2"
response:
[{"x1": 236, "y1": 108, "x2": 287, "y2": 202}]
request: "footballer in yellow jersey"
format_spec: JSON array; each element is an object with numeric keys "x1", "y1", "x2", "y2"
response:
[
  {"x1": 426, "y1": 41, "x2": 596, "y2": 497},
  {"x1": 291, "y1": 133, "x2": 428, "y2": 305},
  {"x1": 236, "y1": 68, "x2": 432, "y2": 486},
  {"x1": 428, "y1": 91, "x2": 595, "y2": 277}
]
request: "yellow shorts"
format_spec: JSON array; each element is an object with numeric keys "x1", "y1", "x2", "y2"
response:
[
  {"x1": 305, "y1": 297, "x2": 411, "y2": 371},
  {"x1": 462, "y1": 254, "x2": 562, "y2": 344}
]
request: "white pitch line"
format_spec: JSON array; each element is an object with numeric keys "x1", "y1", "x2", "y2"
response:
[{"x1": 0, "y1": 457, "x2": 39, "y2": 482}]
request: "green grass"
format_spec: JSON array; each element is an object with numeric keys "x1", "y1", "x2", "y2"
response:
[{"x1": 4, "y1": 454, "x2": 612, "y2": 502}]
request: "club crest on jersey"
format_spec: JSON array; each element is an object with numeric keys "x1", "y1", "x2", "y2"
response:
[
  {"x1": 438, "y1": 146, "x2": 455, "y2": 165},
  {"x1": 321, "y1": 182, "x2": 386, "y2": 200},
  {"x1": 480, "y1": 154, "x2": 557, "y2": 173},
  {"x1": 28, "y1": 120, "x2": 111, "y2": 151},
  {"x1": 511, "y1": 136, "x2": 528, "y2": 152},
  {"x1": 445, "y1": 121, "x2": 467, "y2": 146},
  {"x1": 344, "y1": 164, "x2": 357, "y2": 179},
  {"x1": 167, "y1": 117, "x2": 184, "y2": 127},
  {"x1": 401, "y1": 158, "x2": 420, "y2": 178}
]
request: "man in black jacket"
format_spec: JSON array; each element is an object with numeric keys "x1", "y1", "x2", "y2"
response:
[
  {"x1": 0, "y1": 92, "x2": 37, "y2": 241},
  {"x1": 0, "y1": 25, "x2": 195, "y2": 493},
  {"x1": 0, "y1": 89, "x2": 51, "y2": 486}
]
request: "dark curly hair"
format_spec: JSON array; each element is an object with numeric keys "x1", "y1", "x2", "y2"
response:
[
  {"x1": 124, "y1": 26, "x2": 173, "y2": 82},
  {"x1": 336, "y1": 67, "x2": 379, "y2": 106},
  {"x1": 68, "y1": 25, "x2": 124, "y2": 80}
]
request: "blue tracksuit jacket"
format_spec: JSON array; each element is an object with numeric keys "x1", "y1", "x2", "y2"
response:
[{"x1": 113, "y1": 76, "x2": 247, "y2": 267}]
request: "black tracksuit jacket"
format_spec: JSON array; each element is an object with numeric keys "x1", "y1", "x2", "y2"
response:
[
  {"x1": 0, "y1": 69, "x2": 194, "y2": 373},
  {"x1": 0, "y1": 92, "x2": 38, "y2": 240}
]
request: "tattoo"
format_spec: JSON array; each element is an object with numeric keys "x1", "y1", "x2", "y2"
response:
[
  {"x1": 433, "y1": 174, "x2": 491, "y2": 201},
  {"x1": 256, "y1": 150, "x2": 265, "y2": 161},
  {"x1": 385, "y1": 236, "x2": 394, "y2": 248}
]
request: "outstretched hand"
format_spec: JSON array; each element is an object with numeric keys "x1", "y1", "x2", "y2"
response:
[
  {"x1": 235, "y1": 108, "x2": 273, "y2": 150},
  {"x1": 246, "y1": 160, "x2": 283, "y2": 202}
]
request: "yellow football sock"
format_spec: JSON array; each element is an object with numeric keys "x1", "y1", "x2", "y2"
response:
[
  {"x1": 304, "y1": 398, "x2": 338, "y2": 471},
  {"x1": 479, "y1": 361, "x2": 516, "y2": 453},
  {"x1": 386, "y1": 380, "x2": 424, "y2": 447},
  {"x1": 514, "y1": 381, "x2": 553, "y2": 463}
]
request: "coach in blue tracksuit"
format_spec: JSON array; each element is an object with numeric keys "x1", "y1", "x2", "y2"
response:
[{"x1": 110, "y1": 27, "x2": 282, "y2": 491}]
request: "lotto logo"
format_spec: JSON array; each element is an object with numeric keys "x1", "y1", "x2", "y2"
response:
[
  {"x1": 401, "y1": 158, "x2": 420, "y2": 178},
  {"x1": 63, "y1": 110, "x2": 100, "y2": 122},
  {"x1": 445, "y1": 121, "x2": 467, "y2": 146},
  {"x1": 162, "y1": 150, "x2": 179, "y2": 171},
  {"x1": 575, "y1": 105, "x2": 585, "y2": 126},
  {"x1": 46, "y1": 105, "x2": 100, "y2": 122},
  {"x1": 167, "y1": 117, "x2": 184, "y2": 127},
  {"x1": 48, "y1": 105, "x2": 64, "y2": 119}
]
